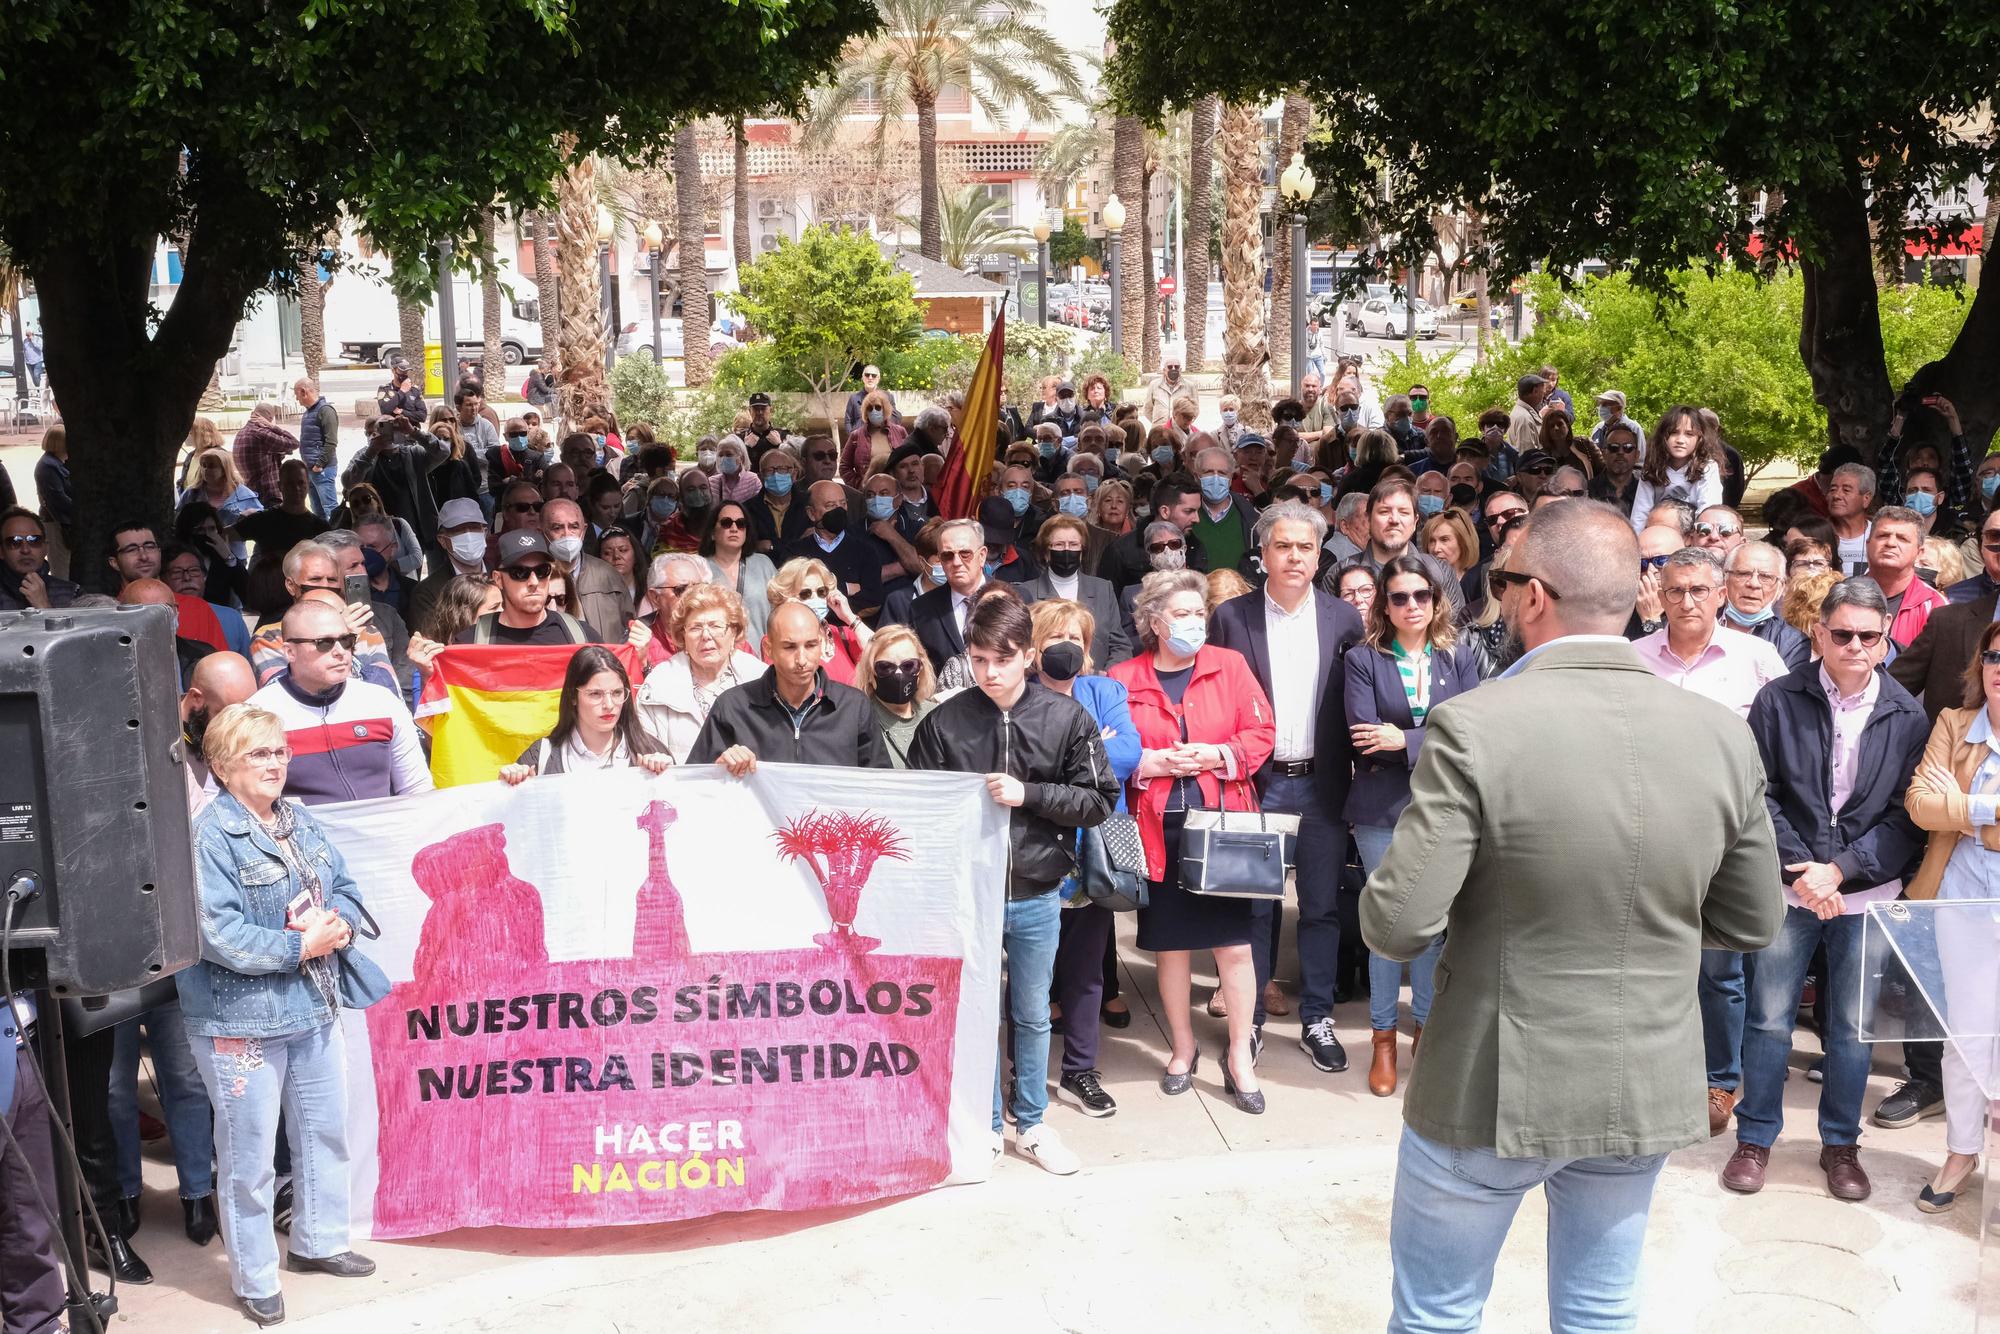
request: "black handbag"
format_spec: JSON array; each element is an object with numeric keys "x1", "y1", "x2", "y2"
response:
[
  {"x1": 335, "y1": 901, "x2": 393, "y2": 1010},
  {"x1": 1182, "y1": 780, "x2": 1299, "y2": 901},
  {"x1": 1077, "y1": 813, "x2": 1149, "y2": 912}
]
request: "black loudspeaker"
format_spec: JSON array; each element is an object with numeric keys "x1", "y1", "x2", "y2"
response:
[{"x1": 0, "y1": 604, "x2": 198, "y2": 995}]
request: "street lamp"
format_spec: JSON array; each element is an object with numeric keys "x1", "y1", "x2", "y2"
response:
[
  {"x1": 1031, "y1": 214, "x2": 1052, "y2": 328},
  {"x1": 435, "y1": 239, "x2": 457, "y2": 393},
  {"x1": 1102, "y1": 194, "x2": 1126, "y2": 356},
  {"x1": 640, "y1": 221, "x2": 664, "y2": 367},
  {"x1": 1278, "y1": 152, "x2": 1317, "y2": 400},
  {"x1": 596, "y1": 205, "x2": 616, "y2": 372}
]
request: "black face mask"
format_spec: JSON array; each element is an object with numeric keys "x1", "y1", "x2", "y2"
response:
[
  {"x1": 1045, "y1": 549, "x2": 1082, "y2": 578},
  {"x1": 183, "y1": 708, "x2": 210, "y2": 755},
  {"x1": 817, "y1": 507, "x2": 849, "y2": 536},
  {"x1": 1038, "y1": 641, "x2": 1084, "y2": 682},
  {"x1": 872, "y1": 661, "x2": 921, "y2": 704},
  {"x1": 1449, "y1": 483, "x2": 1478, "y2": 507}
]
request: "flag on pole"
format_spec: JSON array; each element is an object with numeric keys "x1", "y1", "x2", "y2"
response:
[
  {"x1": 415, "y1": 643, "x2": 646, "y2": 786},
  {"x1": 935, "y1": 307, "x2": 1006, "y2": 520}
]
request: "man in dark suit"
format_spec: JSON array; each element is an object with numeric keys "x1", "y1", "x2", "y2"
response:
[
  {"x1": 1019, "y1": 514, "x2": 1130, "y2": 669},
  {"x1": 1100, "y1": 474, "x2": 1210, "y2": 595},
  {"x1": 897, "y1": 516, "x2": 988, "y2": 673},
  {"x1": 1208, "y1": 499, "x2": 1365, "y2": 1072}
]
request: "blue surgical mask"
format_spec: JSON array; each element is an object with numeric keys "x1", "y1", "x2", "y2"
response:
[
  {"x1": 1151, "y1": 446, "x2": 1175, "y2": 467},
  {"x1": 1166, "y1": 617, "x2": 1207, "y2": 656},
  {"x1": 649, "y1": 497, "x2": 677, "y2": 520},
  {"x1": 1058, "y1": 494, "x2": 1089, "y2": 518},
  {"x1": 1289, "y1": 457, "x2": 1309, "y2": 473},
  {"x1": 803, "y1": 595, "x2": 829, "y2": 622},
  {"x1": 929, "y1": 562, "x2": 947, "y2": 585},
  {"x1": 1905, "y1": 491, "x2": 1937, "y2": 517},
  {"x1": 1598, "y1": 404, "x2": 1615, "y2": 424},
  {"x1": 1061, "y1": 436, "x2": 1076, "y2": 451},
  {"x1": 1221, "y1": 410, "x2": 1238, "y2": 427},
  {"x1": 719, "y1": 457, "x2": 740, "y2": 476},
  {"x1": 1039, "y1": 440, "x2": 1058, "y2": 458},
  {"x1": 507, "y1": 433, "x2": 529, "y2": 451},
  {"x1": 1003, "y1": 486, "x2": 1031, "y2": 515},
  {"x1": 1083, "y1": 475, "x2": 1100, "y2": 494},
  {"x1": 1199, "y1": 475, "x2": 1231, "y2": 504},
  {"x1": 1417, "y1": 494, "x2": 1445, "y2": 516},
  {"x1": 1983, "y1": 474, "x2": 2000, "y2": 502},
  {"x1": 1319, "y1": 482, "x2": 1333, "y2": 504},
  {"x1": 766, "y1": 472, "x2": 794, "y2": 497},
  {"x1": 983, "y1": 559, "x2": 1001, "y2": 577},
  {"x1": 1722, "y1": 602, "x2": 1775, "y2": 628},
  {"x1": 866, "y1": 495, "x2": 895, "y2": 521}
]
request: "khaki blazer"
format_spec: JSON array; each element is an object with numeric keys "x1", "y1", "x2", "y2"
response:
[
  {"x1": 1904, "y1": 706, "x2": 2000, "y2": 899},
  {"x1": 1360, "y1": 638, "x2": 1783, "y2": 1158}
]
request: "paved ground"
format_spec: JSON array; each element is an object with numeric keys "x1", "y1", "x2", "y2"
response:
[{"x1": 105, "y1": 913, "x2": 1985, "y2": 1334}]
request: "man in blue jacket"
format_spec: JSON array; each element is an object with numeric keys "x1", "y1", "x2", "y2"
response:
[{"x1": 1729, "y1": 577, "x2": 1929, "y2": 1202}]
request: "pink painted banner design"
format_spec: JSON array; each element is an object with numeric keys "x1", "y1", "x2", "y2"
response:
[{"x1": 360, "y1": 796, "x2": 967, "y2": 1236}]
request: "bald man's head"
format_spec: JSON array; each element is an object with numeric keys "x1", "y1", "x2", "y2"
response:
[
  {"x1": 181, "y1": 651, "x2": 258, "y2": 742},
  {"x1": 1514, "y1": 500, "x2": 1640, "y2": 633},
  {"x1": 118, "y1": 578, "x2": 177, "y2": 608},
  {"x1": 1638, "y1": 525, "x2": 1683, "y2": 561}
]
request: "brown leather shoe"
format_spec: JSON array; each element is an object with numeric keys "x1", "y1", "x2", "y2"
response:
[
  {"x1": 1410, "y1": 1023, "x2": 1422, "y2": 1056},
  {"x1": 1368, "y1": 1029, "x2": 1398, "y2": 1097},
  {"x1": 1721, "y1": 1142, "x2": 1769, "y2": 1193},
  {"x1": 1820, "y1": 1144, "x2": 1872, "y2": 1201},
  {"x1": 1707, "y1": 1086, "x2": 1738, "y2": 1137},
  {"x1": 1262, "y1": 980, "x2": 1292, "y2": 1017}
]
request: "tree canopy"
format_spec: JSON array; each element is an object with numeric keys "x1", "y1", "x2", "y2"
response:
[{"x1": 1104, "y1": 0, "x2": 2000, "y2": 458}]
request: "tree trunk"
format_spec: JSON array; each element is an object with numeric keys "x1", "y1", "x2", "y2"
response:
[
  {"x1": 1141, "y1": 164, "x2": 1160, "y2": 371},
  {"x1": 478, "y1": 211, "x2": 505, "y2": 391},
  {"x1": 732, "y1": 116, "x2": 753, "y2": 276},
  {"x1": 916, "y1": 94, "x2": 942, "y2": 262},
  {"x1": 1901, "y1": 191, "x2": 2000, "y2": 453},
  {"x1": 1113, "y1": 115, "x2": 1145, "y2": 366},
  {"x1": 1268, "y1": 91, "x2": 1309, "y2": 380},
  {"x1": 1469, "y1": 209, "x2": 1491, "y2": 365},
  {"x1": 1798, "y1": 173, "x2": 1894, "y2": 461},
  {"x1": 676, "y1": 124, "x2": 713, "y2": 388},
  {"x1": 1218, "y1": 103, "x2": 1272, "y2": 429},
  {"x1": 1183, "y1": 97, "x2": 1218, "y2": 373},
  {"x1": 396, "y1": 284, "x2": 425, "y2": 376},
  {"x1": 556, "y1": 139, "x2": 605, "y2": 422},
  {"x1": 297, "y1": 251, "x2": 325, "y2": 386},
  {"x1": 533, "y1": 209, "x2": 560, "y2": 371}
]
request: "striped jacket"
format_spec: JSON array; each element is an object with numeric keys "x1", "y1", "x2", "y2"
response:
[{"x1": 248, "y1": 675, "x2": 433, "y2": 806}]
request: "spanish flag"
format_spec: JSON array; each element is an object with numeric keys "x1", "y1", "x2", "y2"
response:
[
  {"x1": 935, "y1": 307, "x2": 1006, "y2": 519},
  {"x1": 416, "y1": 643, "x2": 646, "y2": 787}
]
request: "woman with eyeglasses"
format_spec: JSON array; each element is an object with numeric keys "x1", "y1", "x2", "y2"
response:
[
  {"x1": 746, "y1": 447, "x2": 802, "y2": 554},
  {"x1": 503, "y1": 645, "x2": 671, "y2": 782},
  {"x1": 702, "y1": 499, "x2": 776, "y2": 644},
  {"x1": 767, "y1": 557, "x2": 871, "y2": 686},
  {"x1": 1333, "y1": 562, "x2": 1378, "y2": 630},
  {"x1": 634, "y1": 585, "x2": 762, "y2": 763},
  {"x1": 856, "y1": 624, "x2": 938, "y2": 767},
  {"x1": 1901, "y1": 618, "x2": 2000, "y2": 1215},
  {"x1": 1344, "y1": 554, "x2": 1482, "y2": 1095},
  {"x1": 180, "y1": 703, "x2": 386, "y2": 1327}
]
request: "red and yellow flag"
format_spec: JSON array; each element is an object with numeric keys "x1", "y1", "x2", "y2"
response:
[
  {"x1": 935, "y1": 308, "x2": 1006, "y2": 520},
  {"x1": 416, "y1": 643, "x2": 646, "y2": 787}
]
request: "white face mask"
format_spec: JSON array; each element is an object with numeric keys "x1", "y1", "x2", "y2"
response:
[
  {"x1": 548, "y1": 535, "x2": 584, "y2": 563},
  {"x1": 448, "y1": 532, "x2": 486, "y2": 565}
]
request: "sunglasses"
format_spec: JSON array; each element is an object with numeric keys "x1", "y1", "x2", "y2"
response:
[
  {"x1": 1982, "y1": 538, "x2": 2000, "y2": 553},
  {"x1": 5, "y1": 533, "x2": 47, "y2": 549},
  {"x1": 808, "y1": 451, "x2": 838, "y2": 463},
  {"x1": 1983, "y1": 650, "x2": 2000, "y2": 666},
  {"x1": 1694, "y1": 522, "x2": 1740, "y2": 538},
  {"x1": 507, "y1": 501, "x2": 544, "y2": 514},
  {"x1": 1487, "y1": 509, "x2": 1528, "y2": 528},
  {"x1": 715, "y1": 516, "x2": 749, "y2": 529},
  {"x1": 1640, "y1": 554, "x2": 1671, "y2": 572},
  {"x1": 875, "y1": 660, "x2": 921, "y2": 677},
  {"x1": 1386, "y1": 589, "x2": 1434, "y2": 609},
  {"x1": 284, "y1": 634, "x2": 359, "y2": 653},
  {"x1": 1602, "y1": 442, "x2": 1638, "y2": 454},
  {"x1": 1487, "y1": 568, "x2": 1563, "y2": 600},
  {"x1": 1549, "y1": 488, "x2": 1586, "y2": 499},
  {"x1": 1147, "y1": 539, "x2": 1187, "y2": 554},
  {"x1": 1828, "y1": 628, "x2": 1886, "y2": 647},
  {"x1": 1520, "y1": 464, "x2": 1555, "y2": 477},
  {"x1": 653, "y1": 582, "x2": 696, "y2": 597},
  {"x1": 797, "y1": 584, "x2": 831, "y2": 599},
  {"x1": 502, "y1": 564, "x2": 553, "y2": 582}
]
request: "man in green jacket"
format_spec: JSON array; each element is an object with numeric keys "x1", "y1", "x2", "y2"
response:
[{"x1": 1362, "y1": 499, "x2": 1781, "y2": 1331}]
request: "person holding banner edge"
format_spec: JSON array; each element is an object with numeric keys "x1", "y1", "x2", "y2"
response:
[
  {"x1": 689, "y1": 599, "x2": 888, "y2": 772},
  {"x1": 908, "y1": 596, "x2": 1118, "y2": 1173}
]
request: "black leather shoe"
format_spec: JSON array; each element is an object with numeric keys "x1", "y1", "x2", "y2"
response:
[
  {"x1": 285, "y1": 1251, "x2": 376, "y2": 1278},
  {"x1": 239, "y1": 1293, "x2": 286, "y2": 1326},
  {"x1": 116, "y1": 1194, "x2": 142, "y2": 1238},
  {"x1": 1100, "y1": 1002, "x2": 1132, "y2": 1030},
  {"x1": 272, "y1": 1180, "x2": 293, "y2": 1234},
  {"x1": 184, "y1": 1194, "x2": 219, "y2": 1247},
  {"x1": 87, "y1": 1230, "x2": 153, "y2": 1285}
]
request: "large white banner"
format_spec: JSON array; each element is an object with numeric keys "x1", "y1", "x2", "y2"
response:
[{"x1": 312, "y1": 762, "x2": 1008, "y2": 1237}]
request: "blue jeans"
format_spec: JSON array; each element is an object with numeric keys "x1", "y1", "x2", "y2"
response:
[
  {"x1": 109, "y1": 1000, "x2": 215, "y2": 1199},
  {"x1": 1698, "y1": 949, "x2": 1748, "y2": 1090},
  {"x1": 1736, "y1": 906, "x2": 1867, "y2": 1148},
  {"x1": 1389, "y1": 1126, "x2": 1667, "y2": 1333},
  {"x1": 1356, "y1": 824, "x2": 1443, "y2": 1032},
  {"x1": 305, "y1": 463, "x2": 337, "y2": 519},
  {"x1": 1251, "y1": 772, "x2": 1347, "y2": 1024},
  {"x1": 995, "y1": 890, "x2": 1061, "y2": 1132},
  {"x1": 189, "y1": 1023, "x2": 353, "y2": 1300}
]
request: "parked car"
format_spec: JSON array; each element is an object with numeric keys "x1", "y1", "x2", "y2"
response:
[
  {"x1": 1339, "y1": 283, "x2": 1393, "y2": 332},
  {"x1": 617, "y1": 319, "x2": 734, "y2": 363},
  {"x1": 1354, "y1": 298, "x2": 1439, "y2": 339}
]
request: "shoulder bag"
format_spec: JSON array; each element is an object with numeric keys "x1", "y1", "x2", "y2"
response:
[
  {"x1": 335, "y1": 900, "x2": 393, "y2": 1010},
  {"x1": 1077, "y1": 813, "x2": 1149, "y2": 912},
  {"x1": 1182, "y1": 778, "x2": 1299, "y2": 901}
]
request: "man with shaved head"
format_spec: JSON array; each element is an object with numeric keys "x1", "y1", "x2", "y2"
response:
[
  {"x1": 687, "y1": 599, "x2": 887, "y2": 771},
  {"x1": 118, "y1": 576, "x2": 215, "y2": 688},
  {"x1": 1362, "y1": 500, "x2": 1782, "y2": 1330}
]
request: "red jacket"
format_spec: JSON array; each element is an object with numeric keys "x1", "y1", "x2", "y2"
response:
[
  {"x1": 1108, "y1": 646, "x2": 1276, "y2": 880},
  {"x1": 1888, "y1": 576, "x2": 1946, "y2": 649}
]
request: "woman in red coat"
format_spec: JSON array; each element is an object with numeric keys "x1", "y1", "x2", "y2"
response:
[{"x1": 1109, "y1": 568, "x2": 1276, "y2": 1113}]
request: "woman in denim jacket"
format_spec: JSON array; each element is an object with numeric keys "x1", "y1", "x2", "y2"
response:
[{"x1": 179, "y1": 702, "x2": 385, "y2": 1327}]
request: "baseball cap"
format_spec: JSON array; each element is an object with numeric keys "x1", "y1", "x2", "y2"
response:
[
  {"x1": 1518, "y1": 449, "x2": 1556, "y2": 472},
  {"x1": 1233, "y1": 432, "x2": 1271, "y2": 452},
  {"x1": 977, "y1": 496, "x2": 1017, "y2": 550},
  {"x1": 1056, "y1": 382, "x2": 1075, "y2": 397},
  {"x1": 1455, "y1": 438, "x2": 1491, "y2": 458},
  {"x1": 747, "y1": 392, "x2": 772, "y2": 408},
  {"x1": 496, "y1": 531, "x2": 550, "y2": 565},
  {"x1": 437, "y1": 498, "x2": 486, "y2": 531},
  {"x1": 1516, "y1": 373, "x2": 1546, "y2": 398},
  {"x1": 1595, "y1": 390, "x2": 1626, "y2": 410}
]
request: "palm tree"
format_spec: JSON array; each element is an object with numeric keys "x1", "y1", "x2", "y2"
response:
[
  {"x1": 555, "y1": 136, "x2": 605, "y2": 420},
  {"x1": 732, "y1": 116, "x2": 753, "y2": 276},
  {"x1": 532, "y1": 209, "x2": 560, "y2": 372},
  {"x1": 804, "y1": 0, "x2": 1085, "y2": 262},
  {"x1": 1113, "y1": 114, "x2": 1145, "y2": 365},
  {"x1": 902, "y1": 187, "x2": 1033, "y2": 270},
  {"x1": 1268, "y1": 91, "x2": 1310, "y2": 380},
  {"x1": 675, "y1": 124, "x2": 713, "y2": 388},
  {"x1": 1218, "y1": 102, "x2": 1271, "y2": 426},
  {"x1": 296, "y1": 246, "x2": 325, "y2": 386},
  {"x1": 391, "y1": 247, "x2": 426, "y2": 376},
  {"x1": 478, "y1": 209, "x2": 505, "y2": 390},
  {"x1": 1184, "y1": 96, "x2": 1218, "y2": 373}
]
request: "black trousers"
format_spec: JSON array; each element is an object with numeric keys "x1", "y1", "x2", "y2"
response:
[
  {"x1": 0, "y1": 1044, "x2": 67, "y2": 1334},
  {"x1": 58, "y1": 1027, "x2": 121, "y2": 1225}
]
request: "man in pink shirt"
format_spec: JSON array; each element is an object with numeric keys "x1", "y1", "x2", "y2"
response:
[
  {"x1": 1634, "y1": 546, "x2": 1787, "y2": 719},
  {"x1": 1728, "y1": 577, "x2": 1928, "y2": 1202},
  {"x1": 1864, "y1": 504, "x2": 1946, "y2": 649}
]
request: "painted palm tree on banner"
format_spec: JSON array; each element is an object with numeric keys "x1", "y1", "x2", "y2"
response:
[{"x1": 803, "y1": 0, "x2": 1085, "y2": 262}]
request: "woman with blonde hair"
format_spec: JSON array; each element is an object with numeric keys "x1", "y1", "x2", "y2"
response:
[
  {"x1": 1088, "y1": 478, "x2": 1135, "y2": 540},
  {"x1": 177, "y1": 448, "x2": 264, "y2": 561},
  {"x1": 857, "y1": 624, "x2": 937, "y2": 767},
  {"x1": 1418, "y1": 509, "x2": 1479, "y2": 575},
  {"x1": 1923, "y1": 534, "x2": 1967, "y2": 590},
  {"x1": 841, "y1": 389, "x2": 905, "y2": 486},
  {"x1": 711, "y1": 435, "x2": 763, "y2": 505},
  {"x1": 1781, "y1": 569, "x2": 1841, "y2": 636},
  {"x1": 768, "y1": 556, "x2": 871, "y2": 685},
  {"x1": 636, "y1": 584, "x2": 763, "y2": 762},
  {"x1": 1205, "y1": 567, "x2": 1252, "y2": 614}
]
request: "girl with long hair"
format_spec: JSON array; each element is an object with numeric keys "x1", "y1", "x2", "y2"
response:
[
  {"x1": 1629, "y1": 405, "x2": 1722, "y2": 532},
  {"x1": 500, "y1": 646, "x2": 670, "y2": 782}
]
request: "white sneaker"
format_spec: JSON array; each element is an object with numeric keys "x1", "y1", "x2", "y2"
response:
[{"x1": 1016, "y1": 1124, "x2": 1080, "y2": 1176}]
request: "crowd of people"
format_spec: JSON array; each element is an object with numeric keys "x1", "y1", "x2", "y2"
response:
[{"x1": 0, "y1": 347, "x2": 1994, "y2": 1331}]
